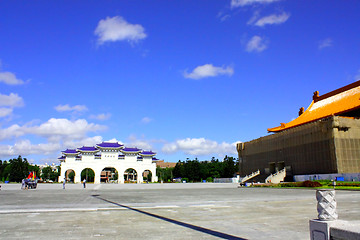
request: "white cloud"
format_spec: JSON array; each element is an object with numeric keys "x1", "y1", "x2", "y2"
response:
[
  {"x1": 231, "y1": 0, "x2": 280, "y2": 8},
  {"x1": 89, "y1": 113, "x2": 111, "y2": 121},
  {"x1": 0, "y1": 108, "x2": 13, "y2": 118},
  {"x1": 246, "y1": 36, "x2": 268, "y2": 52},
  {"x1": 217, "y1": 11, "x2": 231, "y2": 22},
  {"x1": 318, "y1": 38, "x2": 333, "y2": 49},
  {"x1": 28, "y1": 118, "x2": 106, "y2": 140},
  {"x1": 55, "y1": 104, "x2": 88, "y2": 113},
  {"x1": 0, "y1": 118, "x2": 107, "y2": 159},
  {"x1": 106, "y1": 138, "x2": 123, "y2": 144},
  {"x1": 184, "y1": 64, "x2": 234, "y2": 80},
  {"x1": 0, "y1": 136, "x2": 105, "y2": 158},
  {"x1": 94, "y1": 16, "x2": 147, "y2": 45},
  {"x1": 0, "y1": 118, "x2": 106, "y2": 141},
  {"x1": 0, "y1": 93, "x2": 24, "y2": 107},
  {"x1": 126, "y1": 134, "x2": 153, "y2": 150},
  {"x1": 162, "y1": 138, "x2": 240, "y2": 156},
  {"x1": 0, "y1": 93, "x2": 24, "y2": 118},
  {"x1": 355, "y1": 69, "x2": 360, "y2": 81},
  {"x1": 0, "y1": 124, "x2": 23, "y2": 140},
  {"x1": 0, "y1": 140, "x2": 61, "y2": 156},
  {"x1": 62, "y1": 136, "x2": 104, "y2": 149},
  {"x1": 0, "y1": 71, "x2": 25, "y2": 85},
  {"x1": 251, "y1": 12, "x2": 290, "y2": 27},
  {"x1": 247, "y1": 11, "x2": 260, "y2": 25},
  {"x1": 141, "y1": 117, "x2": 152, "y2": 124}
]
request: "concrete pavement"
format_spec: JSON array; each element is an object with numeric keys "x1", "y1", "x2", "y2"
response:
[{"x1": 0, "y1": 183, "x2": 359, "y2": 239}]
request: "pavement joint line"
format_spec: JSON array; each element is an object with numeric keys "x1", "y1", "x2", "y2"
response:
[
  {"x1": 0, "y1": 205, "x2": 187, "y2": 214},
  {"x1": 0, "y1": 208, "x2": 102, "y2": 214},
  {"x1": 153, "y1": 205, "x2": 179, "y2": 208},
  {"x1": 189, "y1": 204, "x2": 216, "y2": 208}
]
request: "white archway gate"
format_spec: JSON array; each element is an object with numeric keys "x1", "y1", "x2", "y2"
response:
[
  {"x1": 59, "y1": 142, "x2": 158, "y2": 184},
  {"x1": 60, "y1": 162, "x2": 157, "y2": 184}
]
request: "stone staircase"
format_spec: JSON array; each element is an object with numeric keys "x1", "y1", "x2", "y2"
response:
[
  {"x1": 265, "y1": 168, "x2": 286, "y2": 183},
  {"x1": 240, "y1": 170, "x2": 260, "y2": 183}
]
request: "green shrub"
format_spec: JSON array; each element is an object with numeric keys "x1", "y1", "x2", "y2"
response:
[
  {"x1": 279, "y1": 182, "x2": 302, "y2": 187},
  {"x1": 315, "y1": 180, "x2": 332, "y2": 186},
  {"x1": 336, "y1": 182, "x2": 360, "y2": 187}
]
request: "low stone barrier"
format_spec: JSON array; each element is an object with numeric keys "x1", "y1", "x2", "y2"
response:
[{"x1": 309, "y1": 189, "x2": 360, "y2": 240}]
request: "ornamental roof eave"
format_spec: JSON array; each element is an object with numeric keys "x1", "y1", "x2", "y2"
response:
[
  {"x1": 61, "y1": 149, "x2": 78, "y2": 155},
  {"x1": 121, "y1": 147, "x2": 142, "y2": 154},
  {"x1": 77, "y1": 146, "x2": 99, "y2": 152},
  {"x1": 140, "y1": 151, "x2": 156, "y2": 157},
  {"x1": 96, "y1": 142, "x2": 124, "y2": 149},
  {"x1": 268, "y1": 80, "x2": 360, "y2": 132}
]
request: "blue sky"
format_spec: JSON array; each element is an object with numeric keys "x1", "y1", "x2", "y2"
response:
[{"x1": 0, "y1": 0, "x2": 359, "y2": 164}]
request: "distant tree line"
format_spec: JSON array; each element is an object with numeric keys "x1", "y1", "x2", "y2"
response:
[
  {"x1": 157, "y1": 155, "x2": 238, "y2": 183},
  {"x1": 0, "y1": 155, "x2": 59, "y2": 183},
  {"x1": 41, "y1": 165, "x2": 60, "y2": 182},
  {"x1": 0, "y1": 156, "x2": 40, "y2": 182}
]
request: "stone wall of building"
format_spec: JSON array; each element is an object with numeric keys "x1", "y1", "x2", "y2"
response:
[
  {"x1": 237, "y1": 116, "x2": 360, "y2": 179},
  {"x1": 333, "y1": 117, "x2": 360, "y2": 173}
]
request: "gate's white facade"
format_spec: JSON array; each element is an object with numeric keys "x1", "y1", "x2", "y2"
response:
[{"x1": 58, "y1": 142, "x2": 158, "y2": 184}]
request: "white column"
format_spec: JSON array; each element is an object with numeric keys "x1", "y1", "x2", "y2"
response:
[
  {"x1": 138, "y1": 174, "x2": 143, "y2": 184},
  {"x1": 59, "y1": 165, "x2": 64, "y2": 182},
  {"x1": 116, "y1": 167, "x2": 123, "y2": 184},
  {"x1": 118, "y1": 172, "x2": 124, "y2": 184},
  {"x1": 94, "y1": 169, "x2": 101, "y2": 184},
  {"x1": 75, "y1": 173, "x2": 81, "y2": 183}
]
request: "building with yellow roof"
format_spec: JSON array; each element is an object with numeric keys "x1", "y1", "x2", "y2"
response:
[{"x1": 237, "y1": 81, "x2": 360, "y2": 182}]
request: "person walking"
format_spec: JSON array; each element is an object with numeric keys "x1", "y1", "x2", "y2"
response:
[
  {"x1": 21, "y1": 179, "x2": 25, "y2": 190},
  {"x1": 63, "y1": 178, "x2": 66, "y2": 189},
  {"x1": 83, "y1": 179, "x2": 86, "y2": 188}
]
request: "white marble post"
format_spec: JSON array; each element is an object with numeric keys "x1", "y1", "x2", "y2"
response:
[
  {"x1": 316, "y1": 189, "x2": 338, "y2": 221},
  {"x1": 309, "y1": 189, "x2": 338, "y2": 240}
]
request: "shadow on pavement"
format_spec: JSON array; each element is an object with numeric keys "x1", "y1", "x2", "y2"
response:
[{"x1": 91, "y1": 194, "x2": 247, "y2": 240}]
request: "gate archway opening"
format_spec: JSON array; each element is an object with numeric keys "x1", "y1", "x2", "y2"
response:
[
  {"x1": 124, "y1": 168, "x2": 137, "y2": 183},
  {"x1": 142, "y1": 170, "x2": 152, "y2": 183},
  {"x1": 65, "y1": 169, "x2": 75, "y2": 182},
  {"x1": 101, "y1": 167, "x2": 118, "y2": 183},
  {"x1": 81, "y1": 168, "x2": 95, "y2": 182}
]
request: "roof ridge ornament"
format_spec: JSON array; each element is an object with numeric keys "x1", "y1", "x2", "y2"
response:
[
  {"x1": 313, "y1": 91, "x2": 319, "y2": 101},
  {"x1": 299, "y1": 107, "x2": 304, "y2": 116}
]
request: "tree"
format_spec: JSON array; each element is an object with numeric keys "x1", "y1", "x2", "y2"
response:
[
  {"x1": 41, "y1": 166, "x2": 59, "y2": 182},
  {"x1": 41, "y1": 166, "x2": 52, "y2": 180},
  {"x1": 223, "y1": 155, "x2": 236, "y2": 178},
  {"x1": 156, "y1": 167, "x2": 174, "y2": 182},
  {"x1": 0, "y1": 160, "x2": 9, "y2": 182},
  {"x1": 8, "y1": 156, "x2": 31, "y2": 182},
  {"x1": 172, "y1": 156, "x2": 238, "y2": 182},
  {"x1": 173, "y1": 161, "x2": 184, "y2": 179},
  {"x1": 68, "y1": 171, "x2": 75, "y2": 182},
  {"x1": 81, "y1": 168, "x2": 95, "y2": 182}
]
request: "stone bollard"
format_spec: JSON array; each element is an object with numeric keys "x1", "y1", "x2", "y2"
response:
[
  {"x1": 309, "y1": 189, "x2": 338, "y2": 240},
  {"x1": 316, "y1": 189, "x2": 338, "y2": 221}
]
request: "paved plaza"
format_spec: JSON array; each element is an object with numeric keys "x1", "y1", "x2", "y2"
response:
[{"x1": 0, "y1": 183, "x2": 359, "y2": 239}]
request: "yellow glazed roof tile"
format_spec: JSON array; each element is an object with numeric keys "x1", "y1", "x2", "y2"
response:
[{"x1": 268, "y1": 81, "x2": 360, "y2": 132}]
